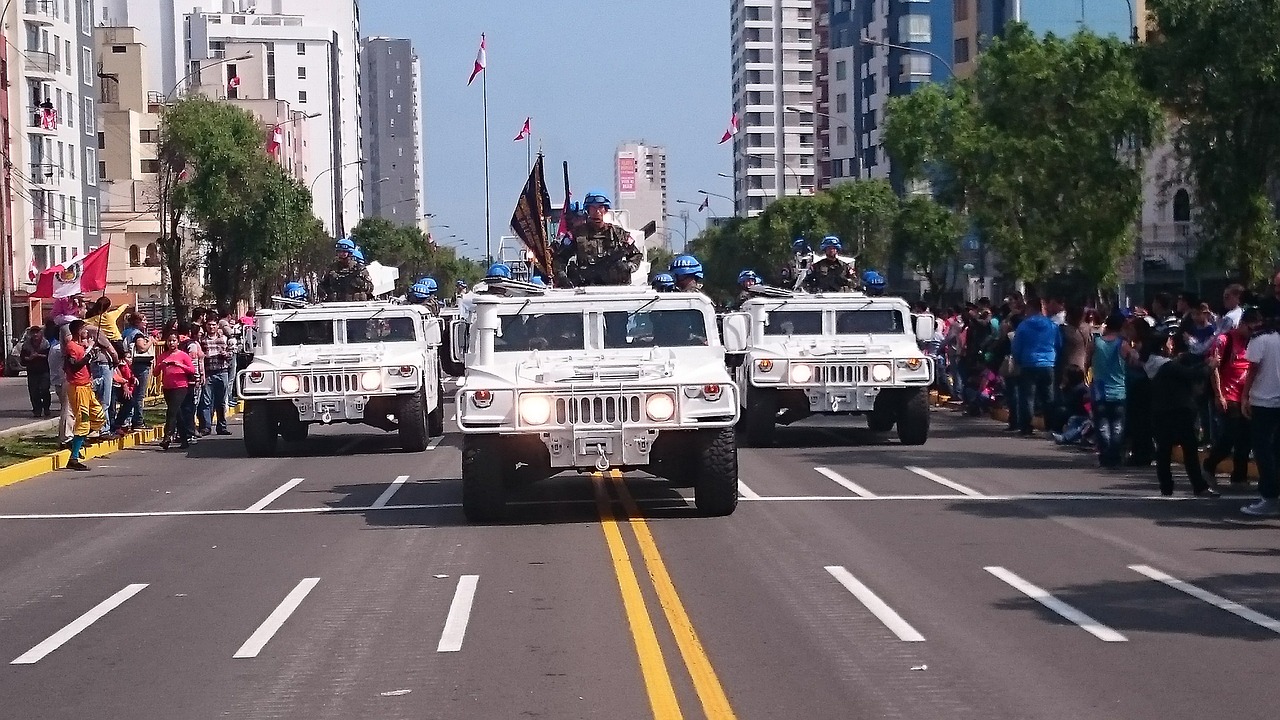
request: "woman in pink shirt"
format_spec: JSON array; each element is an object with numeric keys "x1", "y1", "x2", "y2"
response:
[
  {"x1": 1205, "y1": 307, "x2": 1261, "y2": 483},
  {"x1": 156, "y1": 332, "x2": 198, "y2": 450}
]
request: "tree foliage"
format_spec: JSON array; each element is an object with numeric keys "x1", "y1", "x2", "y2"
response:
[
  {"x1": 350, "y1": 217, "x2": 483, "y2": 295},
  {"x1": 894, "y1": 196, "x2": 965, "y2": 304}
]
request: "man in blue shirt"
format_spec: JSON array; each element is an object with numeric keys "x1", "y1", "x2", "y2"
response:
[{"x1": 1011, "y1": 294, "x2": 1061, "y2": 436}]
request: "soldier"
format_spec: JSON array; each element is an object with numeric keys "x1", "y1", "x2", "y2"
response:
[
  {"x1": 651, "y1": 273, "x2": 676, "y2": 292},
  {"x1": 733, "y1": 269, "x2": 762, "y2": 309},
  {"x1": 804, "y1": 236, "x2": 856, "y2": 293},
  {"x1": 282, "y1": 281, "x2": 308, "y2": 302},
  {"x1": 669, "y1": 255, "x2": 705, "y2": 293},
  {"x1": 319, "y1": 238, "x2": 374, "y2": 302},
  {"x1": 407, "y1": 277, "x2": 441, "y2": 315},
  {"x1": 555, "y1": 190, "x2": 641, "y2": 286},
  {"x1": 862, "y1": 269, "x2": 887, "y2": 297}
]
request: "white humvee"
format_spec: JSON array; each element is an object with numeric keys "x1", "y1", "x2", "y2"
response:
[
  {"x1": 446, "y1": 281, "x2": 745, "y2": 521},
  {"x1": 237, "y1": 301, "x2": 445, "y2": 455}
]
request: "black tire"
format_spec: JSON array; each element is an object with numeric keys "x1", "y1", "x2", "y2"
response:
[
  {"x1": 694, "y1": 428, "x2": 738, "y2": 516},
  {"x1": 398, "y1": 389, "x2": 430, "y2": 452},
  {"x1": 428, "y1": 380, "x2": 445, "y2": 437},
  {"x1": 741, "y1": 388, "x2": 776, "y2": 447},
  {"x1": 867, "y1": 391, "x2": 898, "y2": 432},
  {"x1": 279, "y1": 418, "x2": 309, "y2": 443},
  {"x1": 462, "y1": 436, "x2": 506, "y2": 521},
  {"x1": 243, "y1": 402, "x2": 279, "y2": 457},
  {"x1": 896, "y1": 388, "x2": 930, "y2": 446}
]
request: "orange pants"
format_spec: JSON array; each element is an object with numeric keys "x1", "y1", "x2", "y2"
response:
[{"x1": 68, "y1": 383, "x2": 107, "y2": 437}]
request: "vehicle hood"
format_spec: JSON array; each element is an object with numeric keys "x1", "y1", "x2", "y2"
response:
[
  {"x1": 754, "y1": 335, "x2": 924, "y2": 358},
  {"x1": 245, "y1": 344, "x2": 422, "y2": 370}
]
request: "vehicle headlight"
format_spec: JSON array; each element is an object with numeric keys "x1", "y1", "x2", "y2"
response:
[
  {"x1": 279, "y1": 375, "x2": 300, "y2": 394},
  {"x1": 646, "y1": 393, "x2": 676, "y2": 422},
  {"x1": 360, "y1": 370, "x2": 382, "y2": 391},
  {"x1": 871, "y1": 363, "x2": 892, "y2": 382},
  {"x1": 519, "y1": 395, "x2": 552, "y2": 425},
  {"x1": 789, "y1": 364, "x2": 813, "y2": 383}
]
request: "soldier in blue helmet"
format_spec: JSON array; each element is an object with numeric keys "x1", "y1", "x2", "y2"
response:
[
  {"x1": 553, "y1": 190, "x2": 642, "y2": 286},
  {"x1": 651, "y1": 273, "x2": 676, "y2": 292},
  {"x1": 804, "y1": 235, "x2": 856, "y2": 293},
  {"x1": 733, "y1": 269, "x2": 762, "y2": 309},
  {"x1": 319, "y1": 237, "x2": 374, "y2": 301},
  {"x1": 282, "y1": 281, "x2": 308, "y2": 301},
  {"x1": 407, "y1": 277, "x2": 441, "y2": 315},
  {"x1": 669, "y1": 254, "x2": 704, "y2": 293},
  {"x1": 486, "y1": 262, "x2": 512, "y2": 280},
  {"x1": 862, "y1": 269, "x2": 886, "y2": 296}
]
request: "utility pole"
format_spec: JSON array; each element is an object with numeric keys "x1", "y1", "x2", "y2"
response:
[
  {"x1": 1, "y1": 141, "x2": 13, "y2": 346},
  {"x1": 681, "y1": 209, "x2": 690, "y2": 248}
]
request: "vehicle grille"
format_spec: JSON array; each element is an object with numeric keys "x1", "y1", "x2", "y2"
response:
[
  {"x1": 814, "y1": 364, "x2": 871, "y2": 385},
  {"x1": 302, "y1": 372, "x2": 361, "y2": 394},
  {"x1": 555, "y1": 394, "x2": 643, "y2": 424}
]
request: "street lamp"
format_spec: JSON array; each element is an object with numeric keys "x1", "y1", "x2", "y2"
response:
[
  {"x1": 310, "y1": 159, "x2": 365, "y2": 236},
  {"x1": 786, "y1": 104, "x2": 861, "y2": 179},
  {"x1": 164, "y1": 54, "x2": 254, "y2": 100},
  {"x1": 859, "y1": 37, "x2": 954, "y2": 76}
]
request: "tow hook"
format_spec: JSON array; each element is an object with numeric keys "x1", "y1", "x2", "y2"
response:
[
  {"x1": 594, "y1": 444, "x2": 610, "y2": 472},
  {"x1": 321, "y1": 411, "x2": 332, "y2": 424}
]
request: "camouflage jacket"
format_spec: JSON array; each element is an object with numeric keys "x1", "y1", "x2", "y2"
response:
[
  {"x1": 556, "y1": 223, "x2": 642, "y2": 286},
  {"x1": 804, "y1": 258, "x2": 855, "y2": 293},
  {"x1": 320, "y1": 261, "x2": 374, "y2": 302}
]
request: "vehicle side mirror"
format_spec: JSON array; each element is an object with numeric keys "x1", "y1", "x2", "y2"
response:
[
  {"x1": 721, "y1": 312, "x2": 751, "y2": 353},
  {"x1": 449, "y1": 320, "x2": 468, "y2": 364},
  {"x1": 423, "y1": 317, "x2": 442, "y2": 346},
  {"x1": 241, "y1": 325, "x2": 258, "y2": 354},
  {"x1": 913, "y1": 314, "x2": 937, "y2": 343}
]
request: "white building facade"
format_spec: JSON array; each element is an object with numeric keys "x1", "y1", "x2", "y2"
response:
[{"x1": 614, "y1": 142, "x2": 668, "y2": 250}]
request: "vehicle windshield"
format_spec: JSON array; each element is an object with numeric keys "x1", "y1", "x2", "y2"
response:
[
  {"x1": 275, "y1": 320, "x2": 335, "y2": 346},
  {"x1": 764, "y1": 310, "x2": 822, "y2": 336},
  {"x1": 495, "y1": 313, "x2": 585, "y2": 352},
  {"x1": 603, "y1": 309, "x2": 709, "y2": 348},
  {"x1": 345, "y1": 317, "x2": 418, "y2": 343},
  {"x1": 835, "y1": 309, "x2": 905, "y2": 334}
]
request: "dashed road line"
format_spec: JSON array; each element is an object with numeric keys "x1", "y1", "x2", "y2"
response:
[
  {"x1": 245, "y1": 478, "x2": 306, "y2": 512},
  {"x1": 371, "y1": 475, "x2": 410, "y2": 509},
  {"x1": 905, "y1": 466, "x2": 985, "y2": 497},
  {"x1": 984, "y1": 566, "x2": 1127, "y2": 642},
  {"x1": 233, "y1": 577, "x2": 320, "y2": 659},
  {"x1": 824, "y1": 566, "x2": 925, "y2": 642},
  {"x1": 814, "y1": 467, "x2": 876, "y2": 498},
  {"x1": 1130, "y1": 564, "x2": 1280, "y2": 634},
  {"x1": 12, "y1": 584, "x2": 149, "y2": 664},
  {"x1": 736, "y1": 481, "x2": 761, "y2": 499},
  {"x1": 425, "y1": 436, "x2": 444, "y2": 450},
  {"x1": 436, "y1": 575, "x2": 480, "y2": 652}
]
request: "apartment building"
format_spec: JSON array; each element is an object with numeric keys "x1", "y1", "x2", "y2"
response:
[
  {"x1": 359, "y1": 36, "x2": 423, "y2": 228},
  {"x1": 614, "y1": 142, "x2": 668, "y2": 250}
]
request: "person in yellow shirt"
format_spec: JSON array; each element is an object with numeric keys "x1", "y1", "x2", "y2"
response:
[{"x1": 85, "y1": 298, "x2": 128, "y2": 422}]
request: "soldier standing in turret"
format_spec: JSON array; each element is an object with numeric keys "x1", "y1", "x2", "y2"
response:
[
  {"x1": 555, "y1": 190, "x2": 641, "y2": 286},
  {"x1": 320, "y1": 237, "x2": 374, "y2": 302},
  {"x1": 804, "y1": 236, "x2": 856, "y2": 293}
]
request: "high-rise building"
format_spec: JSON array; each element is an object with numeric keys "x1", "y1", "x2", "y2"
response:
[
  {"x1": 359, "y1": 37, "x2": 423, "y2": 228},
  {"x1": 100, "y1": 0, "x2": 363, "y2": 237},
  {"x1": 730, "y1": 0, "x2": 819, "y2": 216},
  {"x1": 614, "y1": 142, "x2": 668, "y2": 250}
]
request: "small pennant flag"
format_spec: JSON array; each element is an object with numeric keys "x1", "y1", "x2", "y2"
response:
[
  {"x1": 514, "y1": 117, "x2": 531, "y2": 141},
  {"x1": 266, "y1": 124, "x2": 284, "y2": 156},
  {"x1": 698, "y1": 196, "x2": 709, "y2": 212},
  {"x1": 32, "y1": 244, "x2": 110, "y2": 299},
  {"x1": 468, "y1": 33, "x2": 487, "y2": 86},
  {"x1": 228, "y1": 75, "x2": 241, "y2": 91},
  {"x1": 718, "y1": 112, "x2": 739, "y2": 144}
]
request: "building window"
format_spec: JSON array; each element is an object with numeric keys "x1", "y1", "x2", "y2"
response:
[
  {"x1": 231, "y1": 15, "x2": 245, "y2": 24},
  {"x1": 69, "y1": 197, "x2": 76, "y2": 227},
  {"x1": 80, "y1": 0, "x2": 91, "y2": 34},
  {"x1": 835, "y1": 60, "x2": 846, "y2": 81},
  {"x1": 139, "y1": 129, "x2": 159, "y2": 143},
  {"x1": 140, "y1": 159, "x2": 160, "y2": 174},
  {"x1": 68, "y1": 143, "x2": 74, "y2": 178},
  {"x1": 900, "y1": 15, "x2": 932, "y2": 44},
  {"x1": 298, "y1": 90, "x2": 307, "y2": 103},
  {"x1": 129, "y1": 244, "x2": 141, "y2": 266},
  {"x1": 836, "y1": 93, "x2": 847, "y2": 113},
  {"x1": 97, "y1": 131, "x2": 105, "y2": 149},
  {"x1": 836, "y1": 126, "x2": 848, "y2": 146},
  {"x1": 954, "y1": 38, "x2": 971, "y2": 65},
  {"x1": 82, "y1": 47, "x2": 92, "y2": 85},
  {"x1": 85, "y1": 146, "x2": 97, "y2": 185},
  {"x1": 954, "y1": 0, "x2": 970, "y2": 22},
  {"x1": 296, "y1": 42, "x2": 306, "y2": 55},
  {"x1": 81, "y1": 97, "x2": 93, "y2": 130},
  {"x1": 903, "y1": 53, "x2": 932, "y2": 79},
  {"x1": 1173, "y1": 189, "x2": 1191, "y2": 222},
  {"x1": 98, "y1": 160, "x2": 106, "y2": 179},
  {"x1": 297, "y1": 66, "x2": 306, "y2": 79},
  {"x1": 86, "y1": 197, "x2": 98, "y2": 233},
  {"x1": 65, "y1": 40, "x2": 72, "y2": 76},
  {"x1": 112, "y1": 45, "x2": 126, "y2": 54}
]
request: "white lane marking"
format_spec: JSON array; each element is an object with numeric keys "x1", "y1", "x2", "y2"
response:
[
  {"x1": 437, "y1": 574, "x2": 479, "y2": 652},
  {"x1": 1130, "y1": 565, "x2": 1280, "y2": 634},
  {"x1": 233, "y1": 577, "x2": 321, "y2": 659},
  {"x1": 425, "y1": 436, "x2": 444, "y2": 450},
  {"x1": 824, "y1": 566, "x2": 924, "y2": 642},
  {"x1": 814, "y1": 467, "x2": 876, "y2": 498},
  {"x1": 737, "y1": 481, "x2": 761, "y2": 499},
  {"x1": 12, "y1": 584, "x2": 149, "y2": 664},
  {"x1": 245, "y1": 478, "x2": 306, "y2": 512},
  {"x1": 905, "y1": 466, "x2": 985, "y2": 498},
  {"x1": 371, "y1": 475, "x2": 411, "y2": 509},
  {"x1": 984, "y1": 566, "x2": 1127, "y2": 642}
]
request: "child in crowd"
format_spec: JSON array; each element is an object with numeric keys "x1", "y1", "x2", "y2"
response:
[
  {"x1": 1053, "y1": 365, "x2": 1093, "y2": 445},
  {"x1": 111, "y1": 352, "x2": 137, "y2": 435}
]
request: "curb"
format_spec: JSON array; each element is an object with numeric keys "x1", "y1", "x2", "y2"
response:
[{"x1": 0, "y1": 418, "x2": 59, "y2": 440}]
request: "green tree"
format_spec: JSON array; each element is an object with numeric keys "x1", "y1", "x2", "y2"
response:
[
  {"x1": 646, "y1": 246, "x2": 674, "y2": 278},
  {"x1": 1142, "y1": 0, "x2": 1280, "y2": 282},
  {"x1": 894, "y1": 196, "x2": 965, "y2": 304},
  {"x1": 821, "y1": 180, "x2": 900, "y2": 270}
]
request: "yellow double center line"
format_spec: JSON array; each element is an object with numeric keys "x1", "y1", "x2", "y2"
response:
[{"x1": 593, "y1": 470, "x2": 736, "y2": 720}]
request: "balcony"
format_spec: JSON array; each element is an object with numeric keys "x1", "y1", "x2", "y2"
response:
[
  {"x1": 27, "y1": 109, "x2": 58, "y2": 134},
  {"x1": 24, "y1": 50, "x2": 57, "y2": 77},
  {"x1": 29, "y1": 163, "x2": 57, "y2": 186},
  {"x1": 23, "y1": 0, "x2": 56, "y2": 25}
]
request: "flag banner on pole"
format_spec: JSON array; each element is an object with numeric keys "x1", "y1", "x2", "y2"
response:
[
  {"x1": 514, "y1": 117, "x2": 531, "y2": 141},
  {"x1": 32, "y1": 243, "x2": 110, "y2": 298},
  {"x1": 698, "y1": 196, "x2": 709, "y2": 212},
  {"x1": 40, "y1": 108, "x2": 58, "y2": 130},
  {"x1": 718, "y1": 112, "x2": 739, "y2": 144},
  {"x1": 27, "y1": 258, "x2": 39, "y2": 283},
  {"x1": 267, "y1": 124, "x2": 284, "y2": 156},
  {"x1": 468, "y1": 33, "x2": 487, "y2": 85},
  {"x1": 509, "y1": 154, "x2": 555, "y2": 283}
]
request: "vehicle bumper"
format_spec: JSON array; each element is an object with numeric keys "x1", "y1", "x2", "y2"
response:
[{"x1": 269, "y1": 393, "x2": 408, "y2": 423}]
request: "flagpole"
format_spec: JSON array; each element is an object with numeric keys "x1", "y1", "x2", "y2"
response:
[{"x1": 482, "y1": 66, "x2": 492, "y2": 265}]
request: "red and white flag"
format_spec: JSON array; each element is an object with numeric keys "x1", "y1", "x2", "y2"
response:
[
  {"x1": 698, "y1": 196, "x2": 709, "y2": 212},
  {"x1": 266, "y1": 124, "x2": 284, "y2": 156},
  {"x1": 32, "y1": 243, "x2": 110, "y2": 299},
  {"x1": 40, "y1": 108, "x2": 58, "y2": 130},
  {"x1": 718, "y1": 112, "x2": 739, "y2": 144},
  {"x1": 514, "y1": 117, "x2": 531, "y2": 141},
  {"x1": 468, "y1": 33, "x2": 487, "y2": 86},
  {"x1": 178, "y1": 167, "x2": 190, "y2": 181},
  {"x1": 227, "y1": 75, "x2": 241, "y2": 91},
  {"x1": 26, "y1": 258, "x2": 39, "y2": 283}
]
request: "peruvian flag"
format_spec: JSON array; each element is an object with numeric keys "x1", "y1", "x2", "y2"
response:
[
  {"x1": 556, "y1": 191, "x2": 572, "y2": 240},
  {"x1": 698, "y1": 196, "x2": 709, "y2": 212},
  {"x1": 27, "y1": 258, "x2": 39, "y2": 283},
  {"x1": 718, "y1": 112, "x2": 739, "y2": 144},
  {"x1": 514, "y1": 117, "x2": 531, "y2": 141},
  {"x1": 40, "y1": 108, "x2": 58, "y2": 130},
  {"x1": 32, "y1": 244, "x2": 110, "y2": 299},
  {"x1": 467, "y1": 33, "x2": 486, "y2": 85},
  {"x1": 227, "y1": 75, "x2": 241, "y2": 91},
  {"x1": 266, "y1": 124, "x2": 284, "y2": 156}
]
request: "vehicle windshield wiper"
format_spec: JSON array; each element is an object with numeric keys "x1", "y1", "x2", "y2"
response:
[{"x1": 625, "y1": 296, "x2": 660, "y2": 322}]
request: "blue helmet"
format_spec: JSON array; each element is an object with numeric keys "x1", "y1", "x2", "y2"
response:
[
  {"x1": 792, "y1": 238, "x2": 811, "y2": 254},
  {"x1": 669, "y1": 254, "x2": 704, "y2": 280},
  {"x1": 737, "y1": 269, "x2": 760, "y2": 286},
  {"x1": 335, "y1": 237, "x2": 357, "y2": 253},
  {"x1": 415, "y1": 277, "x2": 439, "y2": 294},
  {"x1": 651, "y1": 273, "x2": 676, "y2": 291},
  {"x1": 456, "y1": 279, "x2": 468, "y2": 289},
  {"x1": 861, "y1": 270, "x2": 885, "y2": 286},
  {"x1": 486, "y1": 262, "x2": 512, "y2": 279},
  {"x1": 583, "y1": 190, "x2": 611, "y2": 208},
  {"x1": 820, "y1": 235, "x2": 842, "y2": 251},
  {"x1": 283, "y1": 281, "x2": 307, "y2": 299},
  {"x1": 409, "y1": 282, "x2": 433, "y2": 300},
  {"x1": 530, "y1": 275, "x2": 547, "y2": 287}
]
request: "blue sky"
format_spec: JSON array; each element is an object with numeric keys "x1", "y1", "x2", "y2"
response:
[
  {"x1": 359, "y1": 1, "x2": 732, "y2": 260},
  {"x1": 1023, "y1": 0, "x2": 1137, "y2": 39}
]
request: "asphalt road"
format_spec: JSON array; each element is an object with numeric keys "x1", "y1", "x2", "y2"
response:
[
  {"x1": 0, "y1": 376, "x2": 49, "y2": 432},
  {"x1": 0, "y1": 402, "x2": 1276, "y2": 719}
]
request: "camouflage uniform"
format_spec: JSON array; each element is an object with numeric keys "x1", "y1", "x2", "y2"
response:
[
  {"x1": 804, "y1": 257, "x2": 855, "y2": 293},
  {"x1": 678, "y1": 281, "x2": 705, "y2": 294},
  {"x1": 556, "y1": 223, "x2": 642, "y2": 286},
  {"x1": 320, "y1": 260, "x2": 374, "y2": 301}
]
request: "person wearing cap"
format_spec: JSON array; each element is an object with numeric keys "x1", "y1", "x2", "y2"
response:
[
  {"x1": 319, "y1": 237, "x2": 374, "y2": 301},
  {"x1": 556, "y1": 190, "x2": 641, "y2": 286}
]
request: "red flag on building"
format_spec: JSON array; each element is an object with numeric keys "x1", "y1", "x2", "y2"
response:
[
  {"x1": 718, "y1": 112, "x2": 739, "y2": 144},
  {"x1": 32, "y1": 244, "x2": 110, "y2": 298},
  {"x1": 228, "y1": 75, "x2": 241, "y2": 91},
  {"x1": 266, "y1": 124, "x2": 284, "y2": 156},
  {"x1": 468, "y1": 34, "x2": 487, "y2": 85},
  {"x1": 27, "y1": 258, "x2": 39, "y2": 283},
  {"x1": 40, "y1": 108, "x2": 58, "y2": 130},
  {"x1": 514, "y1": 117, "x2": 531, "y2": 141}
]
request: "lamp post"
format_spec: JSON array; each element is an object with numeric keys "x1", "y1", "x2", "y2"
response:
[
  {"x1": 786, "y1": 104, "x2": 861, "y2": 179},
  {"x1": 697, "y1": 189, "x2": 733, "y2": 217},
  {"x1": 859, "y1": 37, "x2": 954, "y2": 76},
  {"x1": 164, "y1": 53, "x2": 254, "y2": 101},
  {"x1": 310, "y1": 159, "x2": 365, "y2": 237}
]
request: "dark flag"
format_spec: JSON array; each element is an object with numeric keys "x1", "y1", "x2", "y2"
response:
[{"x1": 510, "y1": 153, "x2": 555, "y2": 284}]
